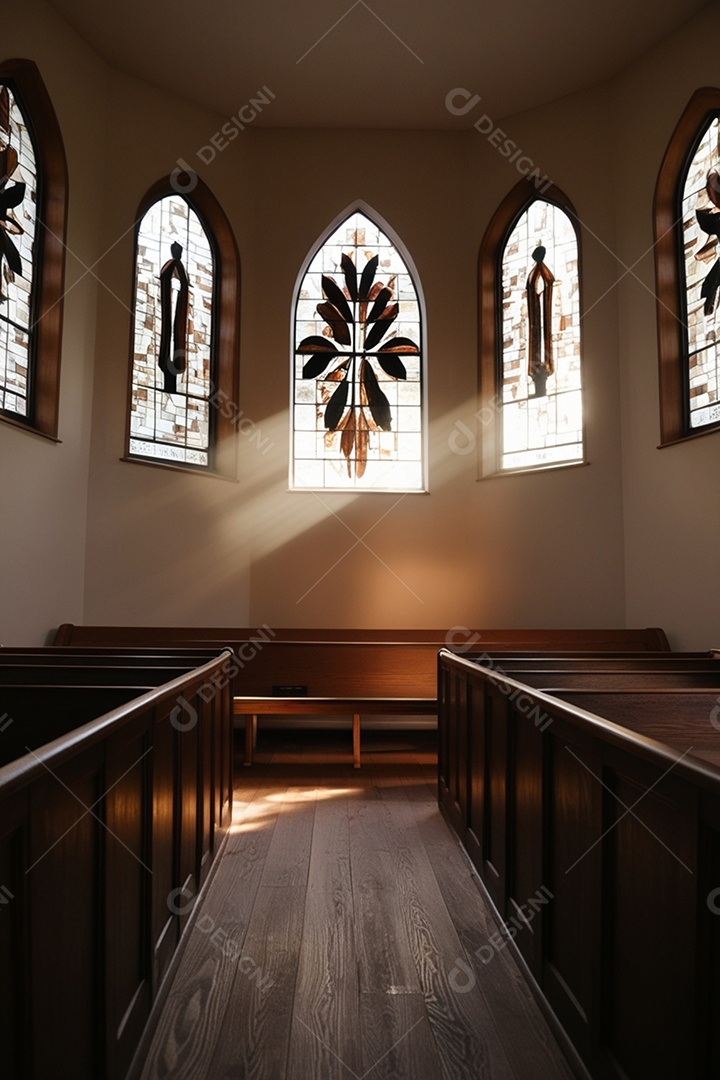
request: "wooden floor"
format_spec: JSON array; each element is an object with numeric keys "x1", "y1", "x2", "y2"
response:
[{"x1": 137, "y1": 731, "x2": 578, "y2": 1080}]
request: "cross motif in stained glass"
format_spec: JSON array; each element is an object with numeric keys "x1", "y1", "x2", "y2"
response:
[{"x1": 292, "y1": 211, "x2": 425, "y2": 492}]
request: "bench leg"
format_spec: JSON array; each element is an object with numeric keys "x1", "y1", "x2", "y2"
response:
[
  {"x1": 353, "y1": 713, "x2": 360, "y2": 768},
  {"x1": 244, "y1": 714, "x2": 257, "y2": 767}
]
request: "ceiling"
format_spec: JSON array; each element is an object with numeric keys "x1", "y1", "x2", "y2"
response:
[{"x1": 47, "y1": 0, "x2": 710, "y2": 129}]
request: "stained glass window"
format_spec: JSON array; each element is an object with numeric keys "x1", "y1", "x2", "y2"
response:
[
  {"x1": 499, "y1": 198, "x2": 583, "y2": 471},
  {"x1": 0, "y1": 61, "x2": 66, "y2": 440},
  {"x1": 0, "y1": 83, "x2": 38, "y2": 421},
  {"x1": 679, "y1": 114, "x2": 720, "y2": 432},
  {"x1": 655, "y1": 89, "x2": 720, "y2": 445},
  {"x1": 292, "y1": 209, "x2": 425, "y2": 492},
  {"x1": 129, "y1": 194, "x2": 215, "y2": 467}
]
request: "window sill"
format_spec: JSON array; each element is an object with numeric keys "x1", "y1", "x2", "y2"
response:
[{"x1": 120, "y1": 454, "x2": 237, "y2": 481}]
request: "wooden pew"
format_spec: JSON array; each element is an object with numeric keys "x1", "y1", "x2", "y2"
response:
[
  {"x1": 0, "y1": 650, "x2": 234, "y2": 1080},
  {"x1": 546, "y1": 688, "x2": 720, "y2": 767},
  {"x1": 51, "y1": 626, "x2": 671, "y2": 766},
  {"x1": 0, "y1": 646, "x2": 224, "y2": 665},
  {"x1": 0, "y1": 683, "x2": 150, "y2": 765},
  {"x1": 436, "y1": 648, "x2": 720, "y2": 1080},
  {"x1": 473, "y1": 652, "x2": 713, "y2": 669},
  {"x1": 53, "y1": 625, "x2": 672, "y2": 650},
  {"x1": 499, "y1": 668, "x2": 720, "y2": 689}
]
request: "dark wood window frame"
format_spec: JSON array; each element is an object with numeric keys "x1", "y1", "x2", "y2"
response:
[
  {"x1": 478, "y1": 177, "x2": 585, "y2": 477},
  {"x1": 654, "y1": 86, "x2": 720, "y2": 447},
  {"x1": 124, "y1": 175, "x2": 240, "y2": 478},
  {"x1": 0, "y1": 58, "x2": 68, "y2": 441}
]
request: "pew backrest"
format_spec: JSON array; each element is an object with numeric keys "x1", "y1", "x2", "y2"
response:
[{"x1": 50, "y1": 625, "x2": 672, "y2": 703}]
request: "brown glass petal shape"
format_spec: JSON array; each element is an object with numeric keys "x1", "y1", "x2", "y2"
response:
[
  {"x1": 339, "y1": 409, "x2": 355, "y2": 475},
  {"x1": 0, "y1": 88, "x2": 9, "y2": 136},
  {"x1": 302, "y1": 353, "x2": 338, "y2": 379},
  {"x1": 359, "y1": 255, "x2": 378, "y2": 300},
  {"x1": 707, "y1": 170, "x2": 720, "y2": 209},
  {"x1": 364, "y1": 305, "x2": 398, "y2": 351},
  {"x1": 355, "y1": 410, "x2": 369, "y2": 477},
  {"x1": 297, "y1": 335, "x2": 339, "y2": 353},
  {"x1": 321, "y1": 275, "x2": 353, "y2": 323},
  {"x1": 367, "y1": 288, "x2": 393, "y2": 322},
  {"x1": 377, "y1": 336, "x2": 418, "y2": 353},
  {"x1": 377, "y1": 354, "x2": 407, "y2": 380},
  {"x1": 0, "y1": 229, "x2": 22, "y2": 274},
  {"x1": 325, "y1": 375, "x2": 349, "y2": 429},
  {"x1": 0, "y1": 146, "x2": 18, "y2": 182},
  {"x1": 0, "y1": 181, "x2": 25, "y2": 213},
  {"x1": 317, "y1": 301, "x2": 352, "y2": 345},
  {"x1": 362, "y1": 359, "x2": 392, "y2": 430},
  {"x1": 696, "y1": 208, "x2": 720, "y2": 237},
  {"x1": 341, "y1": 253, "x2": 358, "y2": 301}
]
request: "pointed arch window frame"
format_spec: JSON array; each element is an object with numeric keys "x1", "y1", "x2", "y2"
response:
[
  {"x1": 654, "y1": 86, "x2": 720, "y2": 446},
  {"x1": 478, "y1": 178, "x2": 586, "y2": 477},
  {"x1": 290, "y1": 202, "x2": 428, "y2": 493},
  {"x1": 124, "y1": 175, "x2": 240, "y2": 478},
  {"x1": 0, "y1": 58, "x2": 68, "y2": 441}
]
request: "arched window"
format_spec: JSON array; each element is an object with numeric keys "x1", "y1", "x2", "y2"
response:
[
  {"x1": 0, "y1": 59, "x2": 67, "y2": 439},
  {"x1": 291, "y1": 206, "x2": 425, "y2": 492},
  {"x1": 126, "y1": 176, "x2": 239, "y2": 474},
  {"x1": 479, "y1": 180, "x2": 584, "y2": 474},
  {"x1": 655, "y1": 87, "x2": 720, "y2": 444}
]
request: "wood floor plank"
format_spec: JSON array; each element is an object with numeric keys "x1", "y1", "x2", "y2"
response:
[
  {"x1": 286, "y1": 793, "x2": 362, "y2": 1078},
  {"x1": 257, "y1": 785, "x2": 317, "y2": 888},
  {"x1": 394, "y1": 770, "x2": 577, "y2": 1080},
  {"x1": 431, "y1": 861, "x2": 577, "y2": 1078},
  {"x1": 349, "y1": 785, "x2": 422, "y2": 996},
  {"x1": 359, "y1": 992, "x2": 443, "y2": 1080},
  {"x1": 137, "y1": 734, "x2": 578, "y2": 1080},
  {"x1": 201, "y1": 785, "x2": 319, "y2": 1077},
  {"x1": 205, "y1": 882, "x2": 307, "y2": 1079},
  {"x1": 372, "y1": 785, "x2": 516, "y2": 1079},
  {"x1": 138, "y1": 790, "x2": 284, "y2": 1079}
]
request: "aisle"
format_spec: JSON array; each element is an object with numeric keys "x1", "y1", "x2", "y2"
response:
[{"x1": 137, "y1": 732, "x2": 577, "y2": 1080}]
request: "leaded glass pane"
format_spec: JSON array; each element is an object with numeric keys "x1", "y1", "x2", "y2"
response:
[
  {"x1": 500, "y1": 200, "x2": 583, "y2": 471},
  {"x1": 292, "y1": 210, "x2": 425, "y2": 492},
  {"x1": 129, "y1": 195, "x2": 214, "y2": 466},
  {"x1": 681, "y1": 115, "x2": 720, "y2": 430},
  {"x1": 0, "y1": 84, "x2": 37, "y2": 420}
]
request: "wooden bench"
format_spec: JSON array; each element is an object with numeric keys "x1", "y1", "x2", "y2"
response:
[
  {"x1": 237, "y1": 695, "x2": 438, "y2": 768},
  {"x1": 53, "y1": 625, "x2": 672, "y2": 650},
  {"x1": 52, "y1": 626, "x2": 671, "y2": 766},
  {"x1": 0, "y1": 649, "x2": 234, "y2": 1080},
  {"x1": 437, "y1": 647, "x2": 720, "y2": 1080}
]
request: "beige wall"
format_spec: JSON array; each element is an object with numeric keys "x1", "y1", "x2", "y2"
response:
[
  {"x1": 614, "y1": 3, "x2": 720, "y2": 649},
  {"x1": 0, "y1": 0, "x2": 107, "y2": 643},
  {"x1": 82, "y1": 104, "x2": 627, "y2": 631},
  {"x1": 2, "y1": 1, "x2": 717, "y2": 644}
]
